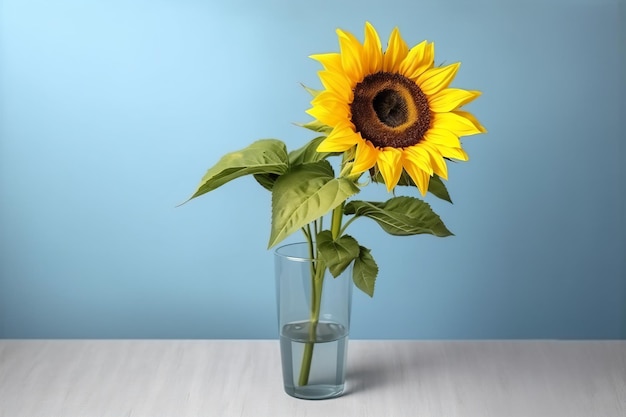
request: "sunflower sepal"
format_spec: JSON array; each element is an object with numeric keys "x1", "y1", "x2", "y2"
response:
[
  {"x1": 296, "y1": 119, "x2": 333, "y2": 134},
  {"x1": 300, "y1": 83, "x2": 323, "y2": 98},
  {"x1": 268, "y1": 160, "x2": 360, "y2": 248},
  {"x1": 426, "y1": 175, "x2": 453, "y2": 203},
  {"x1": 344, "y1": 196, "x2": 453, "y2": 237},
  {"x1": 371, "y1": 171, "x2": 452, "y2": 203}
]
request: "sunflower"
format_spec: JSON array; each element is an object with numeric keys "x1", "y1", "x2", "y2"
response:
[{"x1": 307, "y1": 22, "x2": 486, "y2": 195}]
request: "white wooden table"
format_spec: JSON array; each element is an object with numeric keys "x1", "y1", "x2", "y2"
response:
[{"x1": 1, "y1": 340, "x2": 624, "y2": 417}]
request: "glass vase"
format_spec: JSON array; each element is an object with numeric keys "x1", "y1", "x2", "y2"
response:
[{"x1": 274, "y1": 242, "x2": 353, "y2": 400}]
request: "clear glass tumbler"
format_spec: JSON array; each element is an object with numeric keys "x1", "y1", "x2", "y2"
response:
[{"x1": 274, "y1": 242, "x2": 353, "y2": 399}]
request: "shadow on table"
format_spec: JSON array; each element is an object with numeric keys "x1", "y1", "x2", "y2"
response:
[{"x1": 343, "y1": 342, "x2": 439, "y2": 395}]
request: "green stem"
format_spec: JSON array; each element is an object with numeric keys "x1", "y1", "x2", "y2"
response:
[
  {"x1": 297, "y1": 203, "x2": 345, "y2": 387},
  {"x1": 338, "y1": 215, "x2": 357, "y2": 237},
  {"x1": 330, "y1": 203, "x2": 344, "y2": 240},
  {"x1": 298, "y1": 257, "x2": 325, "y2": 386}
]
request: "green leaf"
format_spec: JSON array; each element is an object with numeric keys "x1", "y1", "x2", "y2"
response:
[
  {"x1": 372, "y1": 171, "x2": 452, "y2": 203},
  {"x1": 288, "y1": 136, "x2": 337, "y2": 166},
  {"x1": 253, "y1": 137, "x2": 339, "y2": 192},
  {"x1": 344, "y1": 196, "x2": 453, "y2": 237},
  {"x1": 269, "y1": 161, "x2": 360, "y2": 248},
  {"x1": 316, "y1": 231, "x2": 360, "y2": 277},
  {"x1": 353, "y1": 246, "x2": 378, "y2": 297},
  {"x1": 187, "y1": 139, "x2": 288, "y2": 200}
]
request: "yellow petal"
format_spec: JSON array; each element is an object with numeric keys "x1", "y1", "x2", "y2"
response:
[
  {"x1": 377, "y1": 147, "x2": 403, "y2": 191},
  {"x1": 402, "y1": 157, "x2": 430, "y2": 196},
  {"x1": 311, "y1": 91, "x2": 349, "y2": 112},
  {"x1": 420, "y1": 142, "x2": 449, "y2": 180},
  {"x1": 306, "y1": 103, "x2": 349, "y2": 127},
  {"x1": 337, "y1": 28, "x2": 365, "y2": 82},
  {"x1": 422, "y1": 127, "x2": 462, "y2": 148},
  {"x1": 363, "y1": 22, "x2": 383, "y2": 74},
  {"x1": 417, "y1": 62, "x2": 461, "y2": 96},
  {"x1": 317, "y1": 125, "x2": 360, "y2": 152},
  {"x1": 317, "y1": 70, "x2": 353, "y2": 100},
  {"x1": 351, "y1": 138, "x2": 379, "y2": 174},
  {"x1": 309, "y1": 53, "x2": 343, "y2": 72},
  {"x1": 423, "y1": 42, "x2": 435, "y2": 70},
  {"x1": 431, "y1": 111, "x2": 486, "y2": 137},
  {"x1": 454, "y1": 110, "x2": 487, "y2": 133},
  {"x1": 403, "y1": 146, "x2": 434, "y2": 175},
  {"x1": 439, "y1": 146, "x2": 469, "y2": 161},
  {"x1": 399, "y1": 40, "x2": 430, "y2": 79},
  {"x1": 383, "y1": 27, "x2": 409, "y2": 72},
  {"x1": 429, "y1": 89, "x2": 482, "y2": 113}
]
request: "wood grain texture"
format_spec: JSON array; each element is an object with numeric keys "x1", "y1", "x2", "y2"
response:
[{"x1": 1, "y1": 340, "x2": 624, "y2": 417}]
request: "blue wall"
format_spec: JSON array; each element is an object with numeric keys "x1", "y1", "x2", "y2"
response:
[{"x1": 1, "y1": 0, "x2": 624, "y2": 339}]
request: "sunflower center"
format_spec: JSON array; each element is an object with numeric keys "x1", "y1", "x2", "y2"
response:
[
  {"x1": 351, "y1": 72, "x2": 431, "y2": 149},
  {"x1": 373, "y1": 89, "x2": 408, "y2": 127}
]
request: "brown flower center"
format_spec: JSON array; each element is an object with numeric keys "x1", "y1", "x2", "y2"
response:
[{"x1": 350, "y1": 72, "x2": 430, "y2": 149}]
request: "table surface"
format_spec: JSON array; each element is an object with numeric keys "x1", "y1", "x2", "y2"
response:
[{"x1": 1, "y1": 339, "x2": 625, "y2": 417}]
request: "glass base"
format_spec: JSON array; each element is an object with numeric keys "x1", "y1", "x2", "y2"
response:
[{"x1": 284, "y1": 383, "x2": 345, "y2": 400}]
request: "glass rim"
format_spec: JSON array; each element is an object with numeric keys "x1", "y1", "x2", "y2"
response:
[{"x1": 274, "y1": 242, "x2": 317, "y2": 262}]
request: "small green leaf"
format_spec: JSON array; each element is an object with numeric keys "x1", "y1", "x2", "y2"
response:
[
  {"x1": 317, "y1": 231, "x2": 360, "y2": 277},
  {"x1": 372, "y1": 171, "x2": 452, "y2": 203},
  {"x1": 288, "y1": 136, "x2": 337, "y2": 166},
  {"x1": 253, "y1": 137, "x2": 340, "y2": 192},
  {"x1": 353, "y1": 246, "x2": 378, "y2": 297},
  {"x1": 269, "y1": 161, "x2": 360, "y2": 248},
  {"x1": 344, "y1": 196, "x2": 453, "y2": 237},
  {"x1": 187, "y1": 139, "x2": 288, "y2": 201}
]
